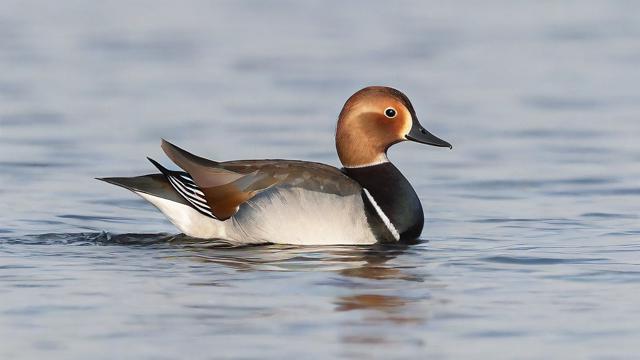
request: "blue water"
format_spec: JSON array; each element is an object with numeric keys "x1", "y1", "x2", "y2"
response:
[{"x1": 1, "y1": 1, "x2": 640, "y2": 358}]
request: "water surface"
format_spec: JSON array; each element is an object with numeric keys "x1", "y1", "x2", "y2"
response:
[{"x1": 1, "y1": 1, "x2": 640, "y2": 359}]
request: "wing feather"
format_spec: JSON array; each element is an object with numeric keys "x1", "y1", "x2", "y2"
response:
[
  {"x1": 160, "y1": 140, "x2": 280, "y2": 220},
  {"x1": 166, "y1": 175, "x2": 214, "y2": 217},
  {"x1": 147, "y1": 157, "x2": 216, "y2": 218}
]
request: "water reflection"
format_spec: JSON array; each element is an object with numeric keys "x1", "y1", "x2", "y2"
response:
[
  {"x1": 337, "y1": 244, "x2": 424, "y2": 282},
  {"x1": 2, "y1": 0, "x2": 640, "y2": 356},
  {"x1": 176, "y1": 238, "x2": 430, "y2": 325},
  {"x1": 177, "y1": 239, "x2": 416, "y2": 275},
  {"x1": 1, "y1": 231, "x2": 434, "y2": 345}
]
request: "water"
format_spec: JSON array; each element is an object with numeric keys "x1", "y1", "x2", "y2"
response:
[{"x1": 1, "y1": 0, "x2": 639, "y2": 358}]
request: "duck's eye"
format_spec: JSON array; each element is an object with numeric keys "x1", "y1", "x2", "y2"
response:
[{"x1": 384, "y1": 107, "x2": 397, "y2": 118}]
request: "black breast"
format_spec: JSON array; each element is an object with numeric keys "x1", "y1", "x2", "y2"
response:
[{"x1": 343, "y1": 163, "x2": 424, "y2": 241}]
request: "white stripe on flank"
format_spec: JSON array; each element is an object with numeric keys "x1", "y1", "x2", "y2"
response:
[
  {"x1": 168, "y1": 177, "x2": 208, "y2": 207},
  {"x1": 363, "y1": 188, "x2": 400, "y2": 241},
  {"x1": 171, "y1": 187, "x2": 211, "y2": 215},
  {"x1": 180, "y1": 174, "x2": 195, "y2": 182},
  {"x1": 181, "y1": 182, "x2": 205, "y2": 196},
  {"x1": 136, "y1": 192, "x2": 225, "y2": 239},
  {"x1": 174, "y1": 174, "x2": 205, "y2": 196},
  {"x1": 167, "y1": 176, "x2": 215, "y2": 217}
]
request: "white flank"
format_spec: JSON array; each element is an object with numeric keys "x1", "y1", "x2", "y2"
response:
[
  {"x1": 231, "y1": 187, "x2": 378, "y2": 245},
  {"x1": 136, "y1": 192, "x2": 224, "y2": 239},
  {"x1": 135, "y1": 187, "x2": 382, "y2": 246},
  {"x1": 362, "y1": 188, "x2": 400, "y2": 241}
]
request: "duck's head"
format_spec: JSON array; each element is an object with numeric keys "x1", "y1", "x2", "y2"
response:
[{"x1": 336, "y1": 86, "x2": 451, "y2": 168}]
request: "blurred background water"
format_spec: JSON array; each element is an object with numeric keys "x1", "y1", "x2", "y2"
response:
[{"x1": 1, "y1": 0, "x2": 639, "y2": 359}]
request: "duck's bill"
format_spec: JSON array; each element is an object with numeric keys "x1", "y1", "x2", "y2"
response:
[{"x1": 405, "y1": 124, "x2": 452, "y2": 149}]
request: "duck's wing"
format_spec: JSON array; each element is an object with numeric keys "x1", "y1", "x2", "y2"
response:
[
  {"x1": 159, "y1": 140, "x2": 362, "y2": 220},
  {"x1": 146, "y1": 158, "x2": 216, "y2": 218},
  {"x1": 160, "y1": 140, "x2": 281, "y2": 220},
  {"x1": 219, "y1": 159, "x2": 362, "y2": 196}
]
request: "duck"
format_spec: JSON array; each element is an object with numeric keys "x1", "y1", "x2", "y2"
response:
[{"x1": 98, "y1": 86, "x2": 451, "y2": 245}]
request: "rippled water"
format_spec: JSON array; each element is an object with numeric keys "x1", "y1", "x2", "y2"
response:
[{"x1": 2, "y1": 1, "x2": 640, "y2": 358}]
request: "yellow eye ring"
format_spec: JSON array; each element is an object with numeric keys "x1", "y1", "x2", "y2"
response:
[{"x1": 384, "y1": 107, "x2": 397, "y2": 118}]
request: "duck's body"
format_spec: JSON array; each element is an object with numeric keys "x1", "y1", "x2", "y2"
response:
[{"x1": 100, "y1": 86, "x2": 451, "y2": 245}]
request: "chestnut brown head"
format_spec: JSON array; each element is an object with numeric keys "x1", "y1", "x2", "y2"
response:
[{"x1": 335, "y1": 86, "x2": 451, "y2": 168}]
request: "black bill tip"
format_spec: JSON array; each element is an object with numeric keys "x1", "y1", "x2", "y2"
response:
[{"x1": 405, "y1": 126, "x2": 452, "y2": 149}]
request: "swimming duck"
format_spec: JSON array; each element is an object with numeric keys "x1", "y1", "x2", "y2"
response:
[{"x1": 99, "y1": 86, "x2": 451, "y2": 245}]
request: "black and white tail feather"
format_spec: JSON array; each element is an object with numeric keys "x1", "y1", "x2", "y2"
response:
[{"x1": 147, "y1": 158, "x2": 216, "y2": 219}]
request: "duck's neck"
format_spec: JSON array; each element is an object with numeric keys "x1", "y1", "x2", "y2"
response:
[{"x1": 343, "y1": 162, "x2": 424, "y2": 241}]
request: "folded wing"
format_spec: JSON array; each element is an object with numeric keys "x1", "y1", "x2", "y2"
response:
[{"x1": 159, "y1": 140, "x2": 280, "y2": 220}]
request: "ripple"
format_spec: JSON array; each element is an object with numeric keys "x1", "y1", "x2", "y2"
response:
[
  {"x1": 510, "y1": 128, "x2": 603, "y2": 139},
  {"x1": 4, "y1": 304, "x2": 97, "y2": 316},
  {"x1": 546, "y1": 187, "x2": 640, "y2": 197},
  {"x1": 523, "y1": 96, "x2": 606, "y2": 111},
  {"x1": 0, "y1": 161, "x2": 72, "y2": 168},
  {"x1": 456, "y1": 177, "x2": 615, "y2": 190},
  {"x1": 84, "y1": 34, "x2": 199, "y2": 63},
  {"x1": 0, "y1": 111, "x2": 64, "y2": 126},
  {"x1": 0, "y1": 264, "x2": 37, "y2": 270},
  {"x1": 0, "y1": 232, "x2": 170, "y2": 246},
  {"x1": 0, "y1": 232, "x2": 249, "y2": 248},
  {"x1": 471, "y1": 218, "x2": 581, "y2": 225},
  {"x1": 581, "y1": 212, "x2": 638, "y2": 219},
  {"x1": 57, "y1": 214, "x2": 133, "y2": 222},
  {"x1": 464, "y1": 330, "x2": 527, "y2": 338},
  {"x1": 545, "y1": 270, "x2": 640, "y2": 283},
  {"x1": 481, "y1": 256, "x2": 606, "y2": 265}
]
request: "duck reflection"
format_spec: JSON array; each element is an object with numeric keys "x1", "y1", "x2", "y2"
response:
[
  {"x1": 174, "y1": 239, "x2": 429, "y2": 323},
  {"x1": 170, "y1": 237, "x2": 419, "y2": 277},
  {"x1": 336, "y1": 242, "x2": 424, "y2": 282},
  {"x1": 333, "y1": 245, "x2": 429, "y2": 328},
  {"x1": 116, "y1": 233, "x2": 432, "y2": 332},
  {"x1": 335, "y1": 294, "x2": 407, "y2": 312}
]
